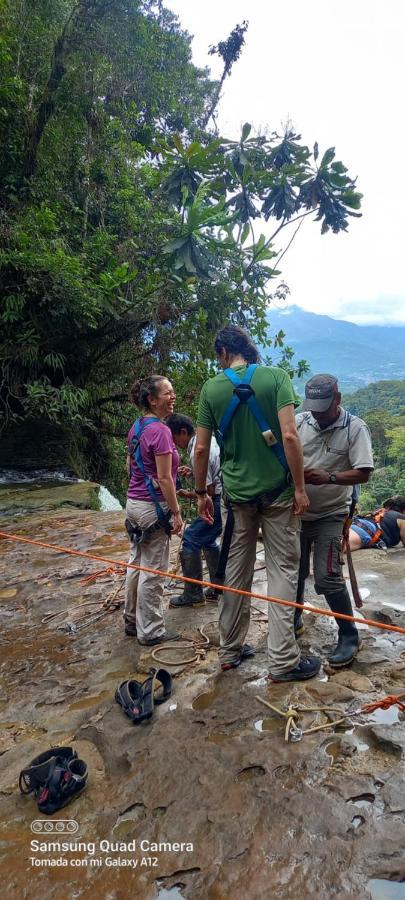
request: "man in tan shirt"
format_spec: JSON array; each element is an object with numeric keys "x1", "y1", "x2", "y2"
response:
[{"x1": 296, "y1": 374, "x2": 374, "y2": 667}]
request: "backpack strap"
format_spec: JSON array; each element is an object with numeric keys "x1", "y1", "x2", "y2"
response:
[
  {"x1": 218, "y1": 364, "x2": 257, "y2": 437},
  {"x1": 218, "y1": 365, "x2": 289, "y2": 473}
]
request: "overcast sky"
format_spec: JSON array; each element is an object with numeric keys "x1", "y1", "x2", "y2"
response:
[{"x1": 168, "y1": 0, "x2": 405, "y2": 326}]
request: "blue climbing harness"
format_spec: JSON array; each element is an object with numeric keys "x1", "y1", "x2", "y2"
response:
[
  {"x1": 217, "y1": 364, "x2": 289, "y2": 473},
  {"x1": 129, "y1": 417, "x2": 172, "y2": 536}
]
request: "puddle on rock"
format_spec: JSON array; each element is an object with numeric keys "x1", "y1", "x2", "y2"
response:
[
  {"x1": 0, "y1": 588, "x2": 18, "y2": 600},
  {"x1": 367, "y1": 879, "x2": 405, "y2": 900},
  {"x1": 192, "y1": 687, "x2": 222, "y2": 711},
  {"x1": 236, "y1": 765, "x2": 266, "y2": 782},
  {"x1": 68, "y1": 689, "x2": 111, "y2": 710},
  {"x1": 351, "y1": 815, "x2": 365, "y2": 829},
  {"x1": 113, "y1": 819, "x2": 136, "y2": 838},
  {"x1": 254, "y1": 718, "x2": 282, "y2": 734},
  {"x1": 158, "y1": 887, "x2": 186, "y2": 900},
  {"x1": 347, "y1": 793, "x2": 375, "y2": 809},
  {"x1": 207, "y1": 733, "x2": 235, "y2": 744},
  {"x1": 106, "y1": 670, "x2": 144, "y2": 682},
  {"x1": 113, "y1": 803, "x2": 146, "y2": 836},
  {"x1": 370, "y1": 707, "x2": 400, "y2": 725},
  {"x1": 325, "y1": 741, "x2": 341, "y2": 763}
]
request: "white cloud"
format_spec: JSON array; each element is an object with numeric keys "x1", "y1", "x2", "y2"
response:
[{"x1": 168, "y1": 0, "x2": 405, "y2": 324}]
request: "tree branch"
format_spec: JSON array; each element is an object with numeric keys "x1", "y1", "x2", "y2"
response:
[{"x1": 22, "y1": 1, "x2": 114, "y2": 179}]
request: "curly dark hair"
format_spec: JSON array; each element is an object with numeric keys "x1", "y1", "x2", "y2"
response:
[
  {"x1": 165, "y1": 413, "x2": 195, "y2": 436},
  {"x1": 214, "y1": 325, "x2": 260, "y2": 364},
  {"x1": 129, "y1": 375, "x2": 166, "y2": 411},
  {"x1": 383, "y1": 495, "x2": 405, "y2": 513}
]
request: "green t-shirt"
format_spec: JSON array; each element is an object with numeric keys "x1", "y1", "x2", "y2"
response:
[{"x1": 197, "y1": 365, "x2": 298, "y2": 502}]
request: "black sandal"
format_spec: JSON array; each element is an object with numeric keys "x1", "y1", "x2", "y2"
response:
[
  {"x1": 19, "y1": 747, "x2": 88, "y2": 815},
  {"x1": 115, "y1": 668, "x2": 172, "y2": 724}
]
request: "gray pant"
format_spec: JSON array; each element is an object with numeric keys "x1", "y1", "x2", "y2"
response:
[
  {"x1": 124, "y1": 498, "x2": 169, "y2": 642},
  {"x1": 219, "y1": 498, "x2": 301, "y2": 675},
  {"x1": 298, "y1": 514, "x2": 346, "y2": 599}
]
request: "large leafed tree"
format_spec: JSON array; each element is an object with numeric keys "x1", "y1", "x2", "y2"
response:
[{"x1": 0, "y1": 0, "x2": 362, "y2": 493}]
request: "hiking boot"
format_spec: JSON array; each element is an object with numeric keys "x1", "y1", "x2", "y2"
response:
[
  {"x1": 325, "y1": 587, "x2": 360, "y2": 668},
  {"x1": 124, "y1": 621, "x2": 137, "y2": 637},
  {"x1": 220, "y1": 644, "x2": 256, "y2": 672},
  {"x1": 138, "y1": 631, "x2": 180, "y2": 647},
  {"x1": 203, "y1": 546, "x2": 221, "y2": 601},
  {"x1": 269, "y1": 655, "x2": 321, "y2": 683},
  {"x1": 169, "y1": 549, "x2": 205, "y2": 608}
]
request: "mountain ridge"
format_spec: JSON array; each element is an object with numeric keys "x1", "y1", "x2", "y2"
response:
[{"x1": 265, "y1": 305, "x2": 405, "y2": 392}]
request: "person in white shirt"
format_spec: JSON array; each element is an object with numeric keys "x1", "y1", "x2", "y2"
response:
[{"x1": 166, "y1": 413, "x2": 222, "y2": 607}]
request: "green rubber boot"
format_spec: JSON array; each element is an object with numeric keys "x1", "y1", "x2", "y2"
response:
[
  {"x1": 169, "y1": 550, "x2": 205, "y2": 608},
  {"x1": 325, "y1": 588, "x2": 360, "y2": 667}
]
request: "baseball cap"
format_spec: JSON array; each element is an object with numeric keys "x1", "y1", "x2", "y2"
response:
[{"x1": 302, "y1": 374, "x2": 338, "y2": 412}]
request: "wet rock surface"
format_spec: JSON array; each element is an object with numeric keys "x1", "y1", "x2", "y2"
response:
[
  {"x1": 0, "y1": 508, "x2": 404, "y2": 899},
  {"x1": 0, "y1": 481, "x2": 101, "y2": 515}
]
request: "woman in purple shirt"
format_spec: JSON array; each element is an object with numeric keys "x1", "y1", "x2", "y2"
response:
[{"x1": 124, "y1": 375, "x2": 183, "y2": 645}]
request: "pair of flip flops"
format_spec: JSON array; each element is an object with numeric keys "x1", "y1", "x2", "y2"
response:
[
  {"x1": 19, "y1": 746, "x2": 88, "y2": 815},
  {"x1": 115, "y1": 668, "x2": 172, "y2": 724}
]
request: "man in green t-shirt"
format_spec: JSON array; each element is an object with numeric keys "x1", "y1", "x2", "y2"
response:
[{"x1": 194, "y1": 325, "x2": 321, "y2": 681}]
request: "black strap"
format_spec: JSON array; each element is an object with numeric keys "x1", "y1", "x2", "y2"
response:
[
  {"x1": 36, "y1": 757, "x2": 88, "y2": 814},
  {"x1": 19, "y1": 747, "x2": 77, "y2": 794},
  {"x1": 115, "y1": 668, "x2": 172, "y2": 724},
  {"x1": 125, "y1": 518, "x2": 161, "y2": 545},
  {"x1": 215, "y1": 500, "x2": 235, "y2": 588}
]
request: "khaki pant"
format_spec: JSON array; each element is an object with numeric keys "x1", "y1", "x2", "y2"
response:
[
  {"x1": 124, "y1": 498, "x2": 169, "y2": 642},
  {"x1": 219, "y1": 498, "x2": 301, "y2": 675}
]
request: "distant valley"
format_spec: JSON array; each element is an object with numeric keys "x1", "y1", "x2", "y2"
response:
[{"x1": 265, "y1": 305, "x2": 405, "y2": 393}]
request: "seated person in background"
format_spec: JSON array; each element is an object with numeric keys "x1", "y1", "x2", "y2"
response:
[
  {"x1": 166, "y1": 413, "x2": 222, "y2": 607},
  {"x1": 349, "y1": 495, "x2": 405, "y2": 550}
]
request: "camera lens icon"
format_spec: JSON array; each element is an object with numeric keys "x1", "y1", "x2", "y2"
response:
[{"x1": 31, "y1": 819, "x2": 79, "y2": 834}]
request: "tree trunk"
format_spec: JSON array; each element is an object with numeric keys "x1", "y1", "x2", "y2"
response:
[{"x1": 22, "y1": 1, "x2": 112, "y2": 179}]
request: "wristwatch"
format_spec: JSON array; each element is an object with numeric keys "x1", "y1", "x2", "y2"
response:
[
  {"x1": 195, "y1": 488, "x2": 208, "y2": 496},
  {"x1": 329, "y1": 473, "x2": 337, "y2": 484}
]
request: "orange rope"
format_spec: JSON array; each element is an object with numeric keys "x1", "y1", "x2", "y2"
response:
[
  {"x1": 1, "y1": 529, "x2": 405, "y2": 635},
  {"x1": 361, "y1": 692, "x2": 405, "y2": 713},
  {"x1": 80, "y1": 565, "x2": 126, "y2": 585}
]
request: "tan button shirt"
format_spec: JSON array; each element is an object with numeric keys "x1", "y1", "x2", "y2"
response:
[{"x1": 296, "y1": 408, "x2": 374, "y2": 520}]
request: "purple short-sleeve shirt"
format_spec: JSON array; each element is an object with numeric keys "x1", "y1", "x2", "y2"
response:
[{"x1": 127, "y1": 418, "x2": 179, "y2": 502}]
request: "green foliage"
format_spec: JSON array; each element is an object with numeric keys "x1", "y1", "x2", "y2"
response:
[
  {"x1": 0, "y1": 0, "x2": 361, "y2": 488},
  {"x1": 344, "y1": 381, "x2": 405, "y2": 417},
  {"x1": 348, "y1": 381, "x2": 405, "y2": 510}
]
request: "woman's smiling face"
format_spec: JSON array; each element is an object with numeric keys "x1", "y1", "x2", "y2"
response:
[{"x1": 149, "y1": 378, "x2": 176, "y2": 418}]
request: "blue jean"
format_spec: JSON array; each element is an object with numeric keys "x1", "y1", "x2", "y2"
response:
[{"x1": 182, "y1": 494, "x2": 222, "y2": 552}]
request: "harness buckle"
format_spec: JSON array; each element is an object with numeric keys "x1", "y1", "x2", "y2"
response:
[{"x1": 233, "y1": 383, "x2": 254, "y2": 403}]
